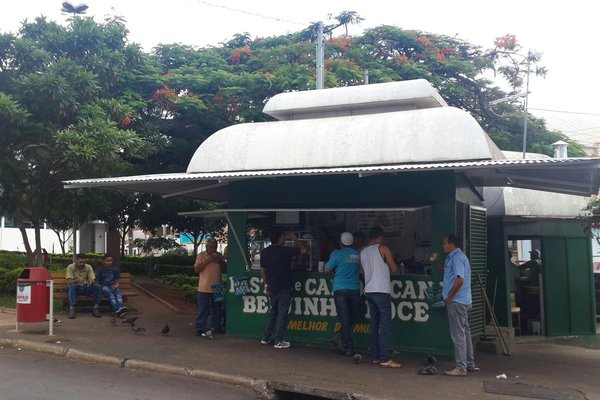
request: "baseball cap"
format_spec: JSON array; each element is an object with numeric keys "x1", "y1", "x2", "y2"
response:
[{"x1": 340, "y1": 232, "x2": 354, "y2": 246}]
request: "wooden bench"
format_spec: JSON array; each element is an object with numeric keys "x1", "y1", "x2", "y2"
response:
[{"x1": 50, "y1": 271, "x2": 138, "y2": 308}]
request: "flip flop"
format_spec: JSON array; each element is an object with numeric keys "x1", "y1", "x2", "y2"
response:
[{"x1": 379, "y1": 360, "x2": 402, "y2": 368}]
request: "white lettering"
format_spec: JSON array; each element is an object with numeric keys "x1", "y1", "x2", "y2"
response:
[
  {"x1": 293, "y1": 297, "x2": 303, "y2": 315},
  {"x1": 391, "y1": 280, "x2": 402, "y2": 299},
  {"x1": 414, "y1": 302, "x2": 429, "y2": 322},
  {"x1": 242, "y1": 296, "x2": 256, "y2": 313},
  {"x1": 295, "y1": 281, "x2": 302, "y2": 292},
  {"x1": 401, "y1": 281, "x2": 417, "y2": 300},
  {"x1": 417, "y1": 281, "x2": 432, "y2": 300},
  {"x1": 305, "y1": 279, "x2": 317, "y2": 295},
  {"x1": 249, "y1": 277, "x2": 261, "y2": 294},
  {"x1": 315, "y1": 279, "x2": 330, "y2": 296},
  {"x1": 319, "y1": 298, "x2": 336, "y2": 317},
  {"x1": 303, "y1": 297, "x2": 319, "y2": 316},
  {"x1": 397, "y1": 301, "x2": 413, "y2": 321}
]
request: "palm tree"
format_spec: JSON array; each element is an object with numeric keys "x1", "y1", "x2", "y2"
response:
[{"x1": 335, "y1": 11, "x2": 364, "y2": 36}]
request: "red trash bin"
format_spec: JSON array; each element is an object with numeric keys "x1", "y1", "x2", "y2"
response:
[{"x1": 16, "y1": 267, "x2": 52, "y2": 323}]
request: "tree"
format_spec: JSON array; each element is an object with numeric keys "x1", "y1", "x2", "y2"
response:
[
  {"x1": 0, "y1": 17, "x2": 160, "y2": 265},
  {"x1": 334, "y1": 11, "x2": 364, "y2": 36}
]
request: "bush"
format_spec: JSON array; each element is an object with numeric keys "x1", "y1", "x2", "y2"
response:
[
  {"x1": 160, "y1": 274, "x2": 198, "y2": 287},
  {"x1": 0, "y1": 267, "x2": 22, "y2": 295},
  {"x1": 181, "y1": 284, "x2": 197, "y2": 302},
  {"x1": 154, "y1": 253, "x2": 195, "y2": 266}
]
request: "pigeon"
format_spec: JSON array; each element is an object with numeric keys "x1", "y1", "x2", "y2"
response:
[
  {"x1": 122, "y1": 317, "x2": 138, "y2": 326},
  {"x1": 352, "y1": 353, "x2": 362, "y2": 364},
  {"x1": 418, "y1": 365, "x2": 438, "y2": 375},
  {"x1": 161, "y1": 323, "x2": 170, "y2": 336},
  {"x1": 131, "y1": 325, "x2": 146, "y2": 334},
  {"x1": 427, "y1": 355, "x2": 438, "y2": 366}
]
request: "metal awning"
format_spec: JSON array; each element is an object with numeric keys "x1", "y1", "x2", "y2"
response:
[{"x1": 64, "y1": 157, "x2": 600, "y2": 200}]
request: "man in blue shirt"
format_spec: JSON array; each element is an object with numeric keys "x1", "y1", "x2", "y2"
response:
[
  {"x1": 325, "y1": 232, "x2": 361, "y2": 356},
  {"x1": 96, "y1": 255, "x2": 127, "y2": 318},
  {"x1": 440, "y1": 234, "x2": 476, "y2": 377}
]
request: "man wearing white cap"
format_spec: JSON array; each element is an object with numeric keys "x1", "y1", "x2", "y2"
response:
[{"x1": 325, "y1": 232, "x2": 361, "y2": 356}]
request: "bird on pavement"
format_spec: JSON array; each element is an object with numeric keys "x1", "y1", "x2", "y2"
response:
[
  {"x1": 161, "y1": 323, "x2": 170, "y2": 336},
  {"x1": 122, "y1": 317, "x2": 138, "y2": 326},
  {"x1": 131, "y1": 325, "x2": 146, "y2": 334}
]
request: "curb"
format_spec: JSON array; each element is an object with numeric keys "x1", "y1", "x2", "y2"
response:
[
  {"x1": 0, "y1": 337, "x2": 379, "y2": 400},
  {"x1": 0, "y1": 337, "x2": 267, "y2": 394}
]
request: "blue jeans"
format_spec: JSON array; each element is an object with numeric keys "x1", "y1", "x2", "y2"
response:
[
  {"x1": 195, "y1": 292, "x2": 223, "y2": 333},
  {"x1": 68, "y1": 283, "x2": 101, "y2": 306},
  {"x1": 366, "y1": 292, "x2": 392, "y2": 363},
  {"x1": 263, "y1": 290, "x2": 291, "y2": 343},
  {"x1": 101, "y1": 285, "x2": 124, "y2": 311},
  {"x1": 334, "y1": 289, "x2": 361, "y2": 351}
]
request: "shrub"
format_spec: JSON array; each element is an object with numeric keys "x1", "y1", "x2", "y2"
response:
[{"x1": 0, "y1": 267, "x2": 22, "y2": 295}]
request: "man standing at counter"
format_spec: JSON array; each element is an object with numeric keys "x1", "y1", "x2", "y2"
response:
[
  {"x1": 440, "y1": 234, "x2": 476, "y2": 377},
  {"x1": 260, "y1": 230, "x2": 307, "y2": 349},
  {"x1": 325, "y1": 232, "x2": 361, "y2": 356},
  {"x1": 361, "y1": 226, "x2": 401, "y2": 368}
]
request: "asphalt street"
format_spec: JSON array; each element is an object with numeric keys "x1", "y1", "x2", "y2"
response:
[{"x1": 0, "y1": 348, "x2": 255, "y2": 400}]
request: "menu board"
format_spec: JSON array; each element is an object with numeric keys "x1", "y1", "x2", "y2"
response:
[{"x1": 357, "y1": 211, "x2": 405, "y2": 235}]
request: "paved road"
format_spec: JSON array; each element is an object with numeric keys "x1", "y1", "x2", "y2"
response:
[{"x1": 0, "y1": 348, "x2": 255, "y2": 400}]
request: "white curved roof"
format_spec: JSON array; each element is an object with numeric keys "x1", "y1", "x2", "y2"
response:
[
  {"x1": 187, "y1": 107, "x2": 504, "y2": 173},
  {"x1": 264, "y1": 79, "x2": 447, "y2": 120}
]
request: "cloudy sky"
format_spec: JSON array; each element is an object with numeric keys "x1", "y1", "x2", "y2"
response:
[{"x1": 1, "y1": 0, "x2": 598, "y2": 134}]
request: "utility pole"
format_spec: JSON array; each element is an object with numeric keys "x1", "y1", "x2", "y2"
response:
[
  {"x1": 522, "y1": 55, "x2": 531, "y2": 159},
  {"x1": 364, "y1": 69, "x2": 369, "y2": 85},
  {"x1": 316, "y1": 22, "x2": 324, "y2": 90}
]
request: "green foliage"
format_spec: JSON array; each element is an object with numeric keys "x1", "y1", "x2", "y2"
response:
[
  {"x1": 133, "y1": 237, "x2": 180, "y2": 254},
  {"x1": 0, "y1": 267, "x2": 21, "y2": 294}
]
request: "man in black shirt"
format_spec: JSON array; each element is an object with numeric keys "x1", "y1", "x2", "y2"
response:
[{"x1": 260, "y1": 229, "x2": 307, "y2": 349}]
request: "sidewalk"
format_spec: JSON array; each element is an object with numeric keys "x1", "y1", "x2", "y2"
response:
[{"x1": 1, "y1": 286, "x2": 599, "y2": 400}]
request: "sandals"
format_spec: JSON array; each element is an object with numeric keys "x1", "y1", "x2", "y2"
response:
[{"x1": 379, "y1": 360, "x2": 402, "y2": 368}]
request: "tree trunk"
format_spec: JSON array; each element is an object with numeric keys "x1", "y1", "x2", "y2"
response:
[
  {"x1": 106, "y1": 215, "x2": 121, "y2": 266},
  {"x1": 18, "y1": 226, "x2": 35, "y2": 266},
  {"x1": 33, "y1": 224, "x2": 43, "y2": 266}
]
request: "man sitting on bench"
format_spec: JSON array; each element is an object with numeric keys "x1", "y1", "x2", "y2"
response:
[
  {"x1": 96, "y1": 254, "x2": 128, "y2": 318},
  {"x1": 66, "y1": 253, "x2": 102, "y2": 319}
]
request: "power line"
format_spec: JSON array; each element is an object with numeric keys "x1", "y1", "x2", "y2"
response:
[
  {"x1": 529, "y1": 107, "x2": 600, "y2": 117},
  {"x1": 193, "y1": 0, "x2": 307, "y2": 26}
]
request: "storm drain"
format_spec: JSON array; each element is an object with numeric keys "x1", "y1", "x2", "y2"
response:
[
  {"x1": 484, "y1": 381, "x2": 585, "y2": 400},
  {"x1": 266, "y1": 381, "x2": 359, "y2": 400}
]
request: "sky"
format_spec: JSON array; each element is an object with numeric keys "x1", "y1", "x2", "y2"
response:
[{"x1": 1, "y1": 0, "x2": 599, "y2": 142}]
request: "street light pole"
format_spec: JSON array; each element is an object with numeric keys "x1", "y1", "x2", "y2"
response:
[{"x1": 522, "y1": 55, "x2": 531, "y2": 159}]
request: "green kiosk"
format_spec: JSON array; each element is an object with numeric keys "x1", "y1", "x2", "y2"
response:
[{"x1": 65, "y1": 80, "x2": 600, "y2": 356}]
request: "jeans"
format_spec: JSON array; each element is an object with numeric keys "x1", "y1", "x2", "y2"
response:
[
  {"x1": 101, "y1": 285, "x2": 124, "y2": 311},
  {"x1": 195, "y1": 292, "x2": 223, "y2": 333},
  {"x1": 334, "y1": 289, "x2": 361, "y2": 351},
  {"x1": 366, "y1": 292, "x2": 392, "y2": 363},
  {"x1": 68, "y1": 283, "x2": 101, "y2": 306},
  {"x1": 447, "y1": 301, "x2": 475, "y2": 371},
  {"x1": 263, "y1": 290, "x2": 292, "y2": 343}
]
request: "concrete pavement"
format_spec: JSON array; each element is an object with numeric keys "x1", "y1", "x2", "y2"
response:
[{"x1": 1, "y1": 287, "x2": 599, "y2": 400}]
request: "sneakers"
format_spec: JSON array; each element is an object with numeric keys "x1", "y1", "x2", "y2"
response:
[
  {"x1": 68, "y1": 307, "x2": 76, "y2": 319},
  {"x1": 444, "y1": 368, "x2": 467, "y2": 377},
  {"x1": 379, "y1": 360, "x2": 402, "y2": 368},
  {"x1": 92, "y1": 307, "x2": 102, "y2": 318},
  {"x1": 260, "y1": 336, "x2": 272, "y2": 345},
  {"x1": 201, "y1": 329, "x2": 214, "y2": 338},
  {"x1": 116, "y1": 307, "x2": 128, "y2": 318},
  {"x1": 467, "y1": 365, "x2": 480, "y2": 372},
  {"x1": 273, "y1": 341, "x2": 291, "y2": 349}
]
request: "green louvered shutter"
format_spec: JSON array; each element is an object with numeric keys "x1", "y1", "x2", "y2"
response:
[{"x1": 468, "y1": 206, "x2": 487, "y2": 336}]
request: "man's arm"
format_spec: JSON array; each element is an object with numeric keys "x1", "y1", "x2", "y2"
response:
[
  {"x1": 259, "y1": 266, "x2": 269, "y2": 294},
  {"x1": 287, "y1": 232, "x2": 308, "y2": 254},
  {"x1": 445, "y1": 276, "x2": 464, "y2": 304},
  {"x1": 194, "y1": 253, "x2": 213, "y2": 273},
  {"x1": 379, "y1": 245, "x2": 399, "y2": 273},
  {"x1": 65, "y1": 265, "x2": 78, "y2": 285}
]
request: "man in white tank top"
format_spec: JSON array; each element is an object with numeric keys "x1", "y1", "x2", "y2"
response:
[{"x1": 360, "y1": 226, "x2": 401, "y2": 368}]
